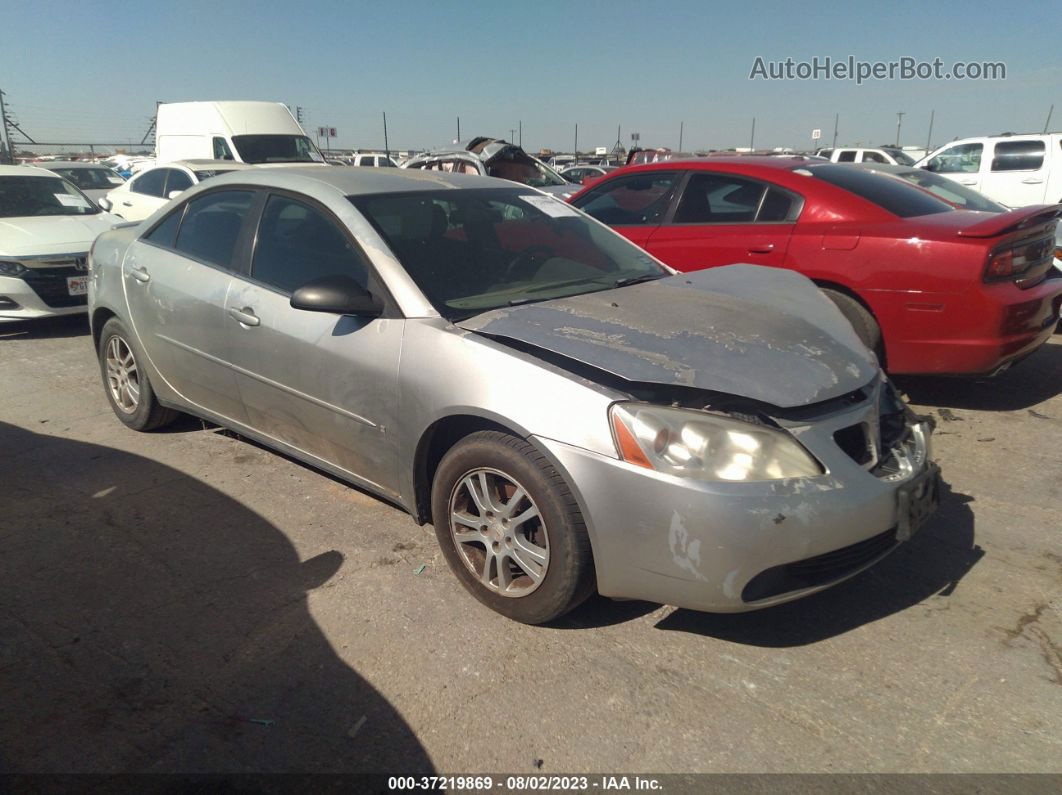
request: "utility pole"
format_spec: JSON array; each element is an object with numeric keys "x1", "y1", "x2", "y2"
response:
[
  {"x1": 457, "y1": 116, "x2": 461, "y2": 141},
  {"x1": 518, "y1": 120, "x2": 522, "y2": 148},
  {"x1": 574, "y1": 123, "x2": 578, "y2": 158},
  {"x1": 1044, "y1": 104, "x2": 1054, "y2": 134},
  {"x1": 678, "y1": 121, "x2": 684, "y2": 152},
  {"x1": 926, "y1": 109, "x2": 935, "y2": 153},
  {"x1": 382, "y1": 111, "x2": 389, "y2": 159},
  {"x1": 0, "y1": 88, "x2": 13, "y2": 163},
  {"x1": 832, "y1": 113, "x2": 839, "y2": 148},
  {"x1": 750, "y1": 117, "x2": 756, "y2": 150},
  {"x1": 510, "y1": 128, "x2": 515, "y2": 143},
  {"x1": 895, "y1": 111, "x2": 905, "y2": 146}
]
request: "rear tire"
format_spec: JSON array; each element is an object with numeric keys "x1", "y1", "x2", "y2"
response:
[
  {"x1": 98, "y1": 317, "x2": 179, "y2": 431},
  {"x1": 821, "y1": 288, "x2": 884, "y2": 363},
  {"x1": 431, "y1": 431, "x2": 595, "y2": 624}
]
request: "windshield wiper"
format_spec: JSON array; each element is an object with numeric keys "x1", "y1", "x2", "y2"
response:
[{"x1": 614, "y1": 274, "x2": 665, "y2": 288}]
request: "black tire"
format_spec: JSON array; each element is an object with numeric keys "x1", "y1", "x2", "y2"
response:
[
  {"x1": 821, "y1": 288, "x2": 884, "y2": 363},
  {"x1": 98, "y1": 317, "x2": 179, "y2": 431},
  {"x1": 431, "y1": 430, "x2": 595, "y2": 624}
]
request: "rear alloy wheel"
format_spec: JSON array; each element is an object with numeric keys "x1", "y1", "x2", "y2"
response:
[
  {"x1": 821, "y1": 288, "x2": 884, "y2": 364},
  {"x1": 98, "y1": 317, "x2": 179, "y2": 431},
  {"x1": 432, "y1": 431, "x2": 595, "y2": 624}
]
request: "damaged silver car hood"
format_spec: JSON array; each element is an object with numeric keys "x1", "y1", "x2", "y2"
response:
[{"x1": 457, "y1": 264, "x2": 879, "y2": 408}]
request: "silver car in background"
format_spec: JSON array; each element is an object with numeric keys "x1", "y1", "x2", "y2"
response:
[{"x1": 88, "y1": 167, "x2": 940, "y2": 624}]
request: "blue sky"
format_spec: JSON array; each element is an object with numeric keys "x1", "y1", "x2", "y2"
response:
[{"x1": 5, "y1": 0, "x2": 1060, "y2": 153}]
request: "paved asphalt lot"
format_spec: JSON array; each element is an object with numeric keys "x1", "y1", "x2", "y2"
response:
[{"x1": 1, "y1": 315, "x2": 1060, "y2": 775}]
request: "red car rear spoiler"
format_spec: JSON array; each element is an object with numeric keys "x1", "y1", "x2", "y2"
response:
[{"x1": 956, "y1": 204, "x2": 1062, "y2": 238}]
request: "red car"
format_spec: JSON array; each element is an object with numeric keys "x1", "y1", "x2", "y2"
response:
[{"x1": 568, "y1": 157, "x2": 1062, "y2": 375}]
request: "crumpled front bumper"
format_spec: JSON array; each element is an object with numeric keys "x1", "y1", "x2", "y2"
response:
[{"x1": 534, "y1": 382, "x2": 937, "y2": 613}]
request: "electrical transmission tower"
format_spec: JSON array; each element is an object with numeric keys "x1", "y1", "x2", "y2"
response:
[{"x1": 0, "y1": 88, "x2": 37, "y2": 163}]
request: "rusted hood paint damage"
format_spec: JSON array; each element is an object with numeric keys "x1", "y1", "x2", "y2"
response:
[{"x1": 457, "y1": 264, "x2": 878, "y2": 408}]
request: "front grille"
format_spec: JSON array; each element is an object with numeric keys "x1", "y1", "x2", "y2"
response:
[
  {"x1": 20, "y1": 264, "x2": 87, "y2": 308},
  {"x1": 741, "y1": 528, "x2": 898, "y2": 602}
]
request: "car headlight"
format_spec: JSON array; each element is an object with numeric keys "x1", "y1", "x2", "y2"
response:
[
  {"x1": 0, "y1": 260, "x2": 28, "y2": 277},
  {"x1": 610, "y1": 402, "x2": 823, "y2": 482}
]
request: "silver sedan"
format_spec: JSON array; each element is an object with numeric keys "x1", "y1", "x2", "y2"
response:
[{"x1": 88, "y1": 167, "x2": 940, "y2": 624}]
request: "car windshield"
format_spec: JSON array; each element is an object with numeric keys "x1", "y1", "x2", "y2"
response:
[
  {"x1": 485, "y1": 152, "x2": 567, "y2": 187},
  {"x1": 0, "y1": 175, "x2": 101, "y2": 217},
  {"x1": 806, "y1": 164, "x2": 953, "y2": 217},
  {"x1": 351, "y1": 188, "x2": 669, "y2": 320},
  {"x1": 49, "y1": 167, "x2": 124, "y2": 190},
  {"x1": 230, "y1": 135, "x2": 323, "y2": 164},
  {"x1": 890, "y1": 169, "x2": 1006, "y2": 213},
  {"x1": 193, "y1": 168, "x2": 238, "y2": 181}
]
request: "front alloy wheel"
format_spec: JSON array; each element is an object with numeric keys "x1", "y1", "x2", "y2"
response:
[{"x1": 449, "y1": 468, "x2": 550, "y2": 597}]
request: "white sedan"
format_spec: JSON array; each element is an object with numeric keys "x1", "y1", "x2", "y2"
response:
[
  {"x1": 0, "y1": 165, "x2": 120, "y2": 322},
  {"x1": 99, "y1": 159, "x2": 251, "y2": 221}
]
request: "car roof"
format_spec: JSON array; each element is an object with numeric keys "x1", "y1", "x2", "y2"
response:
[
  {"x1": 36, "y1": 161, "x2": 110, "y2": 169},
  {"x1": 628, "y1": 155, "x2": 818, "y2": 172},
  {"x1": 205, "y1": 165, "x2": 526, "y2": 196},
  {"x1": 0, "y1": 164, "x2": 65, "y2": 177},
  {"x1": 850, "y1": 163, "x2": 918, "y2": 174},
  {"x1": 150, "y1": 159, "x2": 255, "y2": 171}
]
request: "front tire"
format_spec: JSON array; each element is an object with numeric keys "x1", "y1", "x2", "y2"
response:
[
  {"x1": 431, "y1": 431, "x2": 595, "y2": 624},
  {"x1": 98, "y1": 317, "x2": 179, "y2": 431}
]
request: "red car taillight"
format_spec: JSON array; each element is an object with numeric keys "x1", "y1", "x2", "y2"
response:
[{"x1": 983, "y1": 236, "x2": 1054, "y2": 282}]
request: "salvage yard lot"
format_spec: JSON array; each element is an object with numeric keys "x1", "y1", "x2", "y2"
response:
[{"x1": 1, "y1": 316, "x2": 1060, "y2": 774}]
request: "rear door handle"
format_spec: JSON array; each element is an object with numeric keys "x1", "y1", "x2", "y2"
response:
[
  {"x1": 228, "y1": 306, "x2": 260, "y2": 327},
  {"x1": 129, "y1": 266, "x2": 150, "y2": 283},
  {"x1": 747, "y1": 244, "x2": 775, "y2": 254},
  {"x1": 121, "y1": 200, "x2": 133, "y2": 207},
  {"x1": 1021, "y1": 177, "x2": 1044, "y2": 184},
  {"x1": 957, "y1": 179, "x2": 977, "y2": 185}
]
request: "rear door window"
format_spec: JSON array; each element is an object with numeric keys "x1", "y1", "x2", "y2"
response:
[
  {"x1": 173, "y1": 190, "x2": 254, "y2": 270},
  {"x1": 991, "y1": 140, "x2": 1046, "y2": 171},
  {"x1": 861, "y1": 151, "x2": 888, "y2": 163},
  {"x1": 164, "y1": 169, "x2": 193, "y2": 195},
  {"x1": 673, "y1": 173, "x2": 765, "y2": 223},
  {"x1": 131, "y1": 169, "x2": 167, "y2": 197},
  {"x1": 836, "y1": 150, "x2": 857, "y2": 162},
  {"x1": 250, "y1": 194, "x2": 370, "y2": 294},
  {"x1": 572, "y1": 172, "x2": 680, "y2": 225}
]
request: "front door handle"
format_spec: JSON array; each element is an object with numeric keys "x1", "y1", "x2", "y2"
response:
[
  {"x1": 1021, "y1": 177, "x2": 1044, "y2": 184},
  {"x1": 129, "y1": 266, "x2": 150, "y2": 283},
  {"x1": 747, "y1": 244, "x2": 775, "y2": 254},
  {"x1": 957, "y1": 179, "x2": 977, "y2": 185},
  {"x1": 228, "y1": 306, "x2": 260, "y2": 327},
  {"x1": 121, "y1": 200, "x2": 133, "y2": 207}
]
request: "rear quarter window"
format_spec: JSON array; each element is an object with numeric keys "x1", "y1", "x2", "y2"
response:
[{"x1": 807, "y1": 164, "x2": 953, "y2": 218}]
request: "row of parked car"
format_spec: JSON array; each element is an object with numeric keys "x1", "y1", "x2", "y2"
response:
[{"x1": 1, "y1": 116, "x2": 1059, "y2": 627}]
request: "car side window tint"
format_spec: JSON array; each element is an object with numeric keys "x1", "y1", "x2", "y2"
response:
[
  {"x1": 131, "y1": 169, "x2": 167, "y2": 197},
  {"x1": 991, "y1": 141, "x2": 1045, "y2": 172},
  {"x1": 573, "y1": 172, "x2": 679, "y2": 226},
  {"x1": 673, "y1": 173, "x2": 766, "y2": 224},
  {"x1": 251, "y1": 195, "x2": 369, "y2": 294},
  {"x1": 165, "y1": 169, "x2": 193, "y2": 195},
  {"x1": 925, "y1": 143, "x2": 982, "y2": 173},
  {"x1": 836, "y1": 150, "x2": 857, "y2": 162},
  {"x1": 862, "y1": 151, "x2": 888, "y2": 163},
  {"x1": 757, "y1": 188, "x2": 797, "y2": 222},
  {"x1": 213, "y1": 137, "x2": 235, "y2": 161},
  {"x1": 173, "y1": 190, "x2": 253, "y2": 269},
  {"x1": 143, "y1": 205, "x2": 184, "y2": 248}
]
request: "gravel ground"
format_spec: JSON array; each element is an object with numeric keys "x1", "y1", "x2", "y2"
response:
[{"x1": 1, "y1": 315, "x2": 1060, "y2": 775}]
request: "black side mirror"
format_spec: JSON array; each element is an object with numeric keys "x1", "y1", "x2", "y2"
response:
[{"x1": 290, "y1": 275, "x2": 383, "y2": 317}]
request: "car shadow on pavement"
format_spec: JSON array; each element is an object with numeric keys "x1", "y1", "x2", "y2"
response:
[
  {"x1": 0, "y1": 422, "x2": 434, "y2": 775},
  {"x1": 895, "y1": 337, "x2": 1062, "y2": 412},
  {"x1": 0, "y1": 315, "x2": 90, "y2": 340},
  {"x1": 652, "y1": 482, "x2": 983, "y2": 647}
]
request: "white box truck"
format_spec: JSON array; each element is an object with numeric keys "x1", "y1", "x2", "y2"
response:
[{"x1": 155, "y1": 101, "x2": 326, "y2": 166}]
